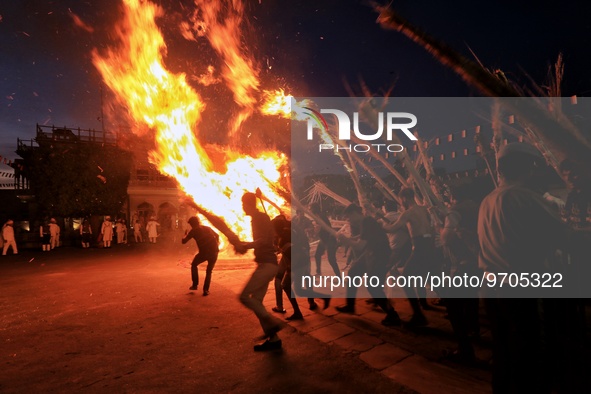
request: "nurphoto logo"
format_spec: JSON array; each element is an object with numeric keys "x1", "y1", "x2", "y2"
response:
[{"x1": 304, "y1": 107, "x2": 417, "y2": 153}]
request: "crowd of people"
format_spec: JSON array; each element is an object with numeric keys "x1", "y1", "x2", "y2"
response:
[
  {"x1": 1, "y1": 141, "x2": 589, "y2": 392},
  {"x1": 85, "y1": 216, "x2": 158, "y2": 249},
  {"x1": 0, "y1": 214, "x2": 168, "y2": 254},
  {"x1": 96, "y1": 215, "x2": 166, "y2": 248},
  {"x1": 202, "y1": 142, "x2": 588, "y2": 394},
  {"x1": 281, "y1": 142, "x2": 587, "y2": 393},
  {"x1": 0, "y1": 217, "x2": 63, "y2": 254}
]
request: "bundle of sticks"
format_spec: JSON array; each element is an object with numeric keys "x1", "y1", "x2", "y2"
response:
[
  {"x1": 182, "y1": 198, "x2": 242, "y2": 247},
  {"x1": 374, "y1": 4, "x2": 591, "y2": 172}
]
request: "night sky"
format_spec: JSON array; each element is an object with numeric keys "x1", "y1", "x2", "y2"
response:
[{"x1": 2, "y1": 0, "x2": 591, "y2": 174}]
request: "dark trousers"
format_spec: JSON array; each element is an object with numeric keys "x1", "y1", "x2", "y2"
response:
[
  {"x1": 484, "y1": 295, "x2": 549, "y2": 394},
  {"x1": 541, "y1": 298, "x2": 586, "y2": 394},
  {"x1": 314, "y1": 239, "x2": 340, "y2": 276},
  {"x1": 343, "y1": 257, "x2": 396, "y2": 315},
  {"x1": 191, "y1": 252, "x2": 218, "y2": 291},
  {"x1": 485, "y1": 294, "x2": 586, "y2": 394},
  {"x1": 281, "y1": 267, "x2": 303, "y2": 316},
  {"x1": 274, "y1": 257, "x2": 288, "y2": 309},
  {"x1": 444, "y1": 296, "x2": 479, "y2": 355},
  {"x1": 402, "y1": 237, "x2": 435, "y2": 316},
  {"x1": 343, "y1": 255, "x2": 365, "y2": 303},
  {"x1": 291, "y1": 248, "x2": 330, "y2": 302},
  {"x1": 368, "y1": 260, "x2": 398, "y2": 314}
]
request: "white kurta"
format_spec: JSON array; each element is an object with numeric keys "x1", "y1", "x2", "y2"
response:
[
  {"x1": 146, "y1": 220, "x2": 160, "y2": 238},
  {"x1": 2, "y1": 224, "x2": 17, "y2": 255},
  {"x1": 101, "y1": 221, "x2": 113, "y2": 241}
]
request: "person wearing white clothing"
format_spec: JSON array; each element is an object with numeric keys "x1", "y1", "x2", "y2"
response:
[
  {"x1": 146, "y1": 217, "x2": 160, "y2": 243},
  {"x1": 49, "y1": 218, "x2": 60, "y2": 249},
  {"x1": 101, "y1": 216, "x2": 114, "y2": 248},
  {"x1": 2, "y1": 220, "x2": 18, "y2": 255}
]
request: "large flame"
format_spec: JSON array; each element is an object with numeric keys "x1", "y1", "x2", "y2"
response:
[
  {"x1": 92, "y1": 0, "x2": 287, "y2": 242},
  {"x1": 184, "y1": 0, "x2": 260, "y2": 136}
]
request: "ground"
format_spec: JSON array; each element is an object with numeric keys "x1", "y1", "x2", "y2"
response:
[
  {"x1": 0, "y1": 235, "x2": 551, "y2": 393},
  {"x1": 0, "y1": 240, "x2": 414, "y2": 393}
]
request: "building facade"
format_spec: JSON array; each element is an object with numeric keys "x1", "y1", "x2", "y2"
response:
[{"x1": 7, "y1": 124, "x2": 194, "y2": 247}]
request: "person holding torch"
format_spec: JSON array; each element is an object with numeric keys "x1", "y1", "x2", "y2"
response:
[{"x1": 234, "y1": 192, "x2": 284, "y2": 351}]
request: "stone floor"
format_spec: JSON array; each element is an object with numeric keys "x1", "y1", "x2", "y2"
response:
[{"x1": 216, "y1": 256, "x2": 494, "y2": 394}]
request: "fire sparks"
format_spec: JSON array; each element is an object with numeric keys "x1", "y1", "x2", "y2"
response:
[
  {"x1": 260, "y1": 89, "x2": 317, "y2": 122},
  {"x1": 261, "y1": 89, "x2": 292, "y2": 118},
  {"x1": 188, "y1": 0, "x2": 260, "y2": 136},
  {"x1": 92, "y1": 0, "x2": 288, "y2": 242},
  {"x1": 70, "y1": 11, "x2": 94, "y2": 33}
]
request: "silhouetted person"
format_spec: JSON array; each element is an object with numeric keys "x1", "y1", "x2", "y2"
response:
[
  {"x1": 383, "y1": 188, "x2": 435, "y2": 327},
  {"x1": 289, "y1": 210, "x2": 315, "y2": 311},
  {"x1": 49, "y1": 218, "x2": 60, "y2": 249},
  {"x1": 271, "y1": 215, "x2": 288, "y2": 314},
  {"x1": 478, "y1": 143, "x2": 572, "y2": 393},
  {"x1": 439, "y1": 184, "x2": 481, "y2": 364},
  {"x1": 146, "y1": 216, "x2": 160, "y2": 243},
  {"x1": 336, "y1": 204, "x2": 401, "y2": 326},
  {"x1": 290, "y1": 211, "x2": 331, "y2": 312},
  {"x1": 343, "y1": 213, "x2": 361, "y2": 271},
  {"x1": 134, "y1": 220, "x2": 144, "y2": 243},
  {"x1": 272, "y1": 213, "x2": 331, "y2": 320},
  {"x1": 382, "y1": 199, "x2": 411, "y2": 274},
  {"x1": 549, "y1": 159, "x2": 589, "y2": 393},
  {"x1": 271, "y1": 215, "x2": 304, "y2": 320},
  {"x1": 101, "y1": 216, "x2": 113, "y2": 248},
  {"x1": 40, "y1": 220, "x2": 51, "y2": 252},
  {"x1": 116, "y1": 219, "x2": 127, "y2": 244},
  {"x1": 80, "y1": 219, "x2": 93, "y2": 248},
  {"x1": 310, "y1": 203, "x2": 340, "y2": 276},
  {"x1": 292, "y1": 209, "x2": 314, "y2": 240},
  {"x1": 235, "y1": 192, "x2": 283, "y2": 351},
  {"x1": 182, "y1": 216, "x2": 219, "y2": 296},
  {"x1": 2, "y1": 220, "x2": 18, "y2": 255}
]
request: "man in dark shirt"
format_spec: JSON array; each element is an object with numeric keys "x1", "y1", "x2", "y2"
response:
[
  {"x1": 439, "y1": 185, "x2": 481, "y2": 364},
  {"x1": 383, "y1": 188, "x2": 436, "y2": 327},
  {"x1": 182, "y1": 216, "x2": 219, "y2": 296},
  {"x1": 478, "y1": 143, "x2": 571, "y2": 393},
  {"x1": 336, "y1": 204, "x2": 402, "y2": 326},
  {"x1": 310, "y1": 203, "x2": 340, "y2": 276},
  {"x1": 235, "y1": 192, "x2": 283, "y2": 351}
]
